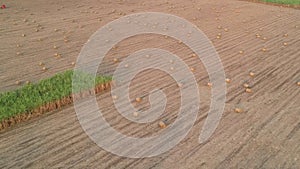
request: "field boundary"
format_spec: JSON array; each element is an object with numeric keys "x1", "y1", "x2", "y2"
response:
[
  {"x1": 0, "y1": 82, "x2": 111, "y2": 131},
  {"x1": 241, "y1": 0, "x2": 300, "y2": 9},
  {"x1": 0, "y1": 70, "x2": 112, "y2": 132}
]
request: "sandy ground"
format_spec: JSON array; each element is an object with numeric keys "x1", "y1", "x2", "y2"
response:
[{"x1": 0, "y1": 0, "x2": 300, "y2": 168}]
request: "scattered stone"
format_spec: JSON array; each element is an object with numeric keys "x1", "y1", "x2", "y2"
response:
[
  {"x1": 158, "y1": 121, "x2": 167, "y2": 129},
  {"x1": 234, "y1": 108, "x2": 243, "y2": 113},
  {"x1": 249, "y1": 72, "x2": 255, "y2": 77},
  {"x1": 243, "y1": 83, "x2": 250, "y2": 88},
  {"x1": 135, "y1": 97, "x2": 142, "y2": 103},
  {"x1": 245, "y1": 88, "x2": 252, "y2": 93},
  {"x1": 207, "y1": 82, "x2": 212, "y2": 88},
  {"x1": 113, "y1": 58, "x2": 119, "y2": 63},
  {"x1": 133, "y1": 112, "x2": 139, "y2": 117}
]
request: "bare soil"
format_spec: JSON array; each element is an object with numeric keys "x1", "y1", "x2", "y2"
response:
[{"x1": 0, "y1": 0, "x2": 300, "y2": 168}]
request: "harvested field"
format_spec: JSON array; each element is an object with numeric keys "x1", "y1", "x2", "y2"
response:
[{"x1": 0, "y1": 0, "x2": 300, "y2": 168}]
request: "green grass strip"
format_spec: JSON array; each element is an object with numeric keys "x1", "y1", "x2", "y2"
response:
[
  {"x1": 0, "y1": 70, "x2": 112, "y2": 122},
  {"x1": 262, "y1": 0, "x2": 300, "y2": 5}
]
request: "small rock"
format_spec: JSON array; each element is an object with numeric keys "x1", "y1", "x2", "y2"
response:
[
  {"x1": 243, "y1": 83, "x2": 250, "y2": 88},
  {"x1": 133, "y1": 112, "x2": 139, "y2": 117},
  {"x1": 158, "y1": 121, "x2": 166, "y2": 129},
  {"x1": 113, "y1": 58, "x2": 119, "y2": 63},
  {"x1": 135, "y1": 97, "x2": 142, "y2": 103},
  {"x1": 234, "y1": 108, "x2": 243, "y2": 113},
  {"x1": 245, "y1": 88, "x2": 252, "y2": 93}
]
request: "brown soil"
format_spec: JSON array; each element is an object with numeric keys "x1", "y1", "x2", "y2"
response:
[{"x1": 0, "y1": 0, "x2": 300, "y2": 168}]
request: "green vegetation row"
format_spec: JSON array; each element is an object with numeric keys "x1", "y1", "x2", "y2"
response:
[
  {"x1": 263, "y1": 0, "x2": 300, "y2": 5},
  {"x1": 0, "y1": 70, "x2": 112, "y2": 122}
]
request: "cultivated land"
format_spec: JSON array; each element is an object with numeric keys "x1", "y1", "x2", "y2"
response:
[
  {"x1": 0, "y1": 0, "x2": 300, "y2": 168},
  {"x1": 263, "y1": 0, "x2": 300, "y2": 5}
]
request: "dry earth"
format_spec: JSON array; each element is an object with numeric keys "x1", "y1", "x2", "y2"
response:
[{"x1": 0, "y1": 0, "x2": 300, "y2": 168}]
